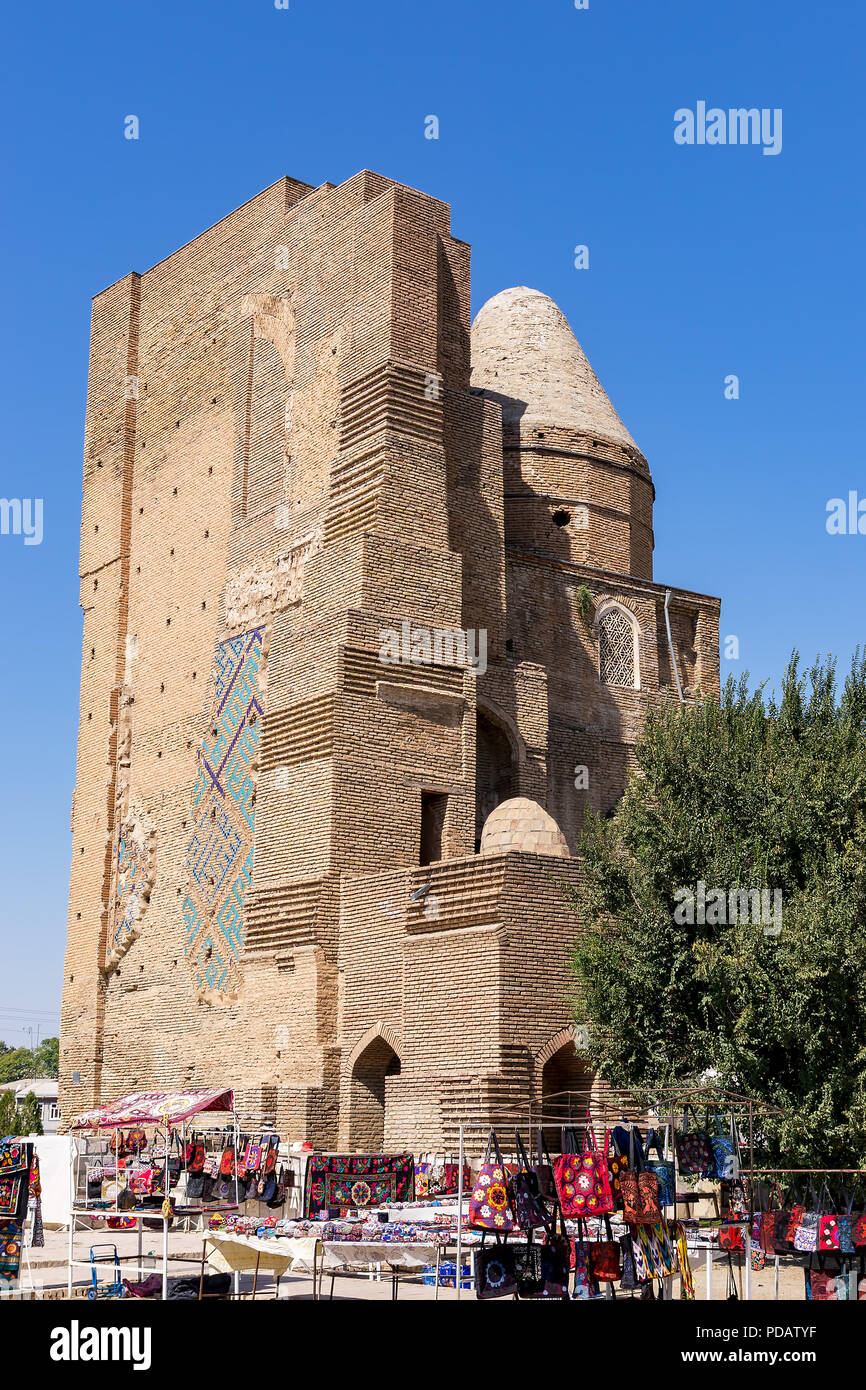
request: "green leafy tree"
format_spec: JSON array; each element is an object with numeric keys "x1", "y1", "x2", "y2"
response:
[
  {"x1": 0, "y1": 1047, "x2": 34, "y2": 1085},
  {"x1": 17, "y1": 1091, "x2": 43, "y2": 1137},
  {"x1": 0, "y1": 1035, "x2": 58, "y2": 1084},
  {"x1": 34, "y1": 1038, "x2": 59, "y2": 1078},
  {"x1": 0, "y1": 1089, "x2": 17, "y2": 1137},
  {"x1": 568, "y1": 651, "x2": 866, "y2": 1168}
]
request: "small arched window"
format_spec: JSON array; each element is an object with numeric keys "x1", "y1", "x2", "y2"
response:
[{"x1": 597, "y1": 602, "x2": 639, "y2": 689}]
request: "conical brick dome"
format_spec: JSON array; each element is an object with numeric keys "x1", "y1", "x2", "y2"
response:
[{"x1": 470, "y1": 286, "x2": 638, "y2": 450}]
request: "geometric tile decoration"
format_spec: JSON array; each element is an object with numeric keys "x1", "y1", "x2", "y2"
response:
[{"x1": 182, "y1": 626, "x2": 264, "y2": 999}]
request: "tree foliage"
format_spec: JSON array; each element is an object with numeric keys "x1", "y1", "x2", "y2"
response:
[
  {"x1": 0, "y1": 1037, "x2": 59, "y2": 1084},
  {"x1": 569, "y1": 651, "x2": 866, "y2": 1167},
  {"x1": 0, "y1": 1090, "x2": 17, "y2": 1138},
  {"x1": 17, "y1": 1092, "x2": 43, "y2": 1137}
]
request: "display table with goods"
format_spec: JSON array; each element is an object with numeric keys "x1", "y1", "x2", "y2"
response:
[
  {"x1": 205, "y1": 1208, "x2": 451, "y2": 1299},
  {"x1": 67, "y1": 1088, "x2": 295, "y2": 1300},
  {"x1": 196, "y1": 1148, "x2": 472, "y2": 1300}
]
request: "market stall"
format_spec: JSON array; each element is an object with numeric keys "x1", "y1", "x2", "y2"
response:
[
  {"x1": 68, "y1": 1087, "x2": 244, "y2": 1300},
  {"x1": 437, "y1": 1087, "x2": 800, "y2": 1301}
]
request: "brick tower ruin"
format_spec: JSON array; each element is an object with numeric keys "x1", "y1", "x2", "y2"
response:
[{"x1": 60, "y1": 172, "x2": 720, "y2": 1147}]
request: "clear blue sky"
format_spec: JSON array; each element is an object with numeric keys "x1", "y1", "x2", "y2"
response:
[{"x1": 0, "y1": 0, "x2": 862, "y2": 1032}]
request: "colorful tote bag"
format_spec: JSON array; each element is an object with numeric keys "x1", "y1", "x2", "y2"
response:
[
  {"x1": 610, "y1": 1122, "x2": 641, "y2": 1210},
  {"x1": 645, "y1": 1128, "x2": 676, "y2": 1208},
  {"x1": 514, "y1": 1239, "x2": 546, "y2": 1299},
  {"x1": 794, "y1": 1204, "x2": 820, "y2": 1254},
  {"x1": 757, "y1": 1185, "x2": 784, "y2": 1253},
  {"x1": 476, "y1": 1234, "x2": 518, "y2": 1300},
  {"x1": 554, "y1": 1117, "x2": 614, "y2": 1218},
  {"x1": 511, "y1": 1132, "x2": 549, "y2": 1232},
  {"x1": 0, "y1": 1171, "x2": 29, "y2": 1224},
  {"x1": 534, "y1": 1132, "x2": 556, "y2": 1200},
  {"x1": 707, "y1": 1111, "x2": 739, "y2": 1180},
  {"x1": 631, "y1": 1225, "x2": 650, "y2": 1282},
  {"x1": 608, "y1": 1151, "x2": 629, "y2": 1209},
  {"x1": 0, "y1": 1220, "x2": 23, "y2": 1283},
  {"x1": 618, "y1": 1127, "x2": 662, "y2": 1225},
  {"x1": 620, "y1": 1170, "x2": 662, "y2": 1226},
  {"x1": 517, "y1": 1214, "x2": 570, "y2": 1300},
  {"x1": 588, "y1": 1215, "x2": 621, "y2": 1282},
  {"x1": 818, "y1": 1215, "x2": 840, "y2": 1252},
  {"x1": 637, "y1": 1170, "x2": 663, "y2": 1226},
  {"x1": 719, "y1": 1217, "x2": 745, "y2": 1252},
  {"x1": 786, "y1": 1203, "x2": 807, "y2": 1242},
  {"x1": 674, "y1": 1107, "x2": 714, "y2": 1178},
  {"x1": 837, "y1": 1208, "x2": 858, "y2": 1254},
  {"x1": 468, "y1": 1131, "x2": 515, "y2": 1232},
  {"x1": 538, "y1": 1234, "x2": 571, "y2": 1300},
  {"x1": 619, "y1": 1232, "x2": 641, "y2": 1289},
  {"x1": 635, "y1": 1220, "x2": 678, "y2": 1278},
  {"x1": 571, "y1": 1221, "x2": 601, "y2": 1300},
  {"x1": 415, "y1": 1157, "x2": 471, "y2": 1198}
]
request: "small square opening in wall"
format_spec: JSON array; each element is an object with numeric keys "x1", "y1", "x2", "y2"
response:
[
  {"x1": 420, "y1": 792, "x2": 447, "y2": 866},
  {"x1": 72, "y1": 1072, "x2": 80, "y2": 1084}
]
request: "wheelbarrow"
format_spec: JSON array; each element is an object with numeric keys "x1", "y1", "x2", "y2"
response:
[{"x1": 87, "y1": 1243, "x2": 125, "y2": 1299}]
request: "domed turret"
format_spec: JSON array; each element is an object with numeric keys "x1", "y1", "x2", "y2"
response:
[
  {"x1": 469, "y1": 286, "x2": 653, "y2": 580},
  {"x1": 480, "y1": 797, "x2": 571, "y2": 858},
  {"x1": 471, "y1": 287, "x2": 638, "y2": 450}
]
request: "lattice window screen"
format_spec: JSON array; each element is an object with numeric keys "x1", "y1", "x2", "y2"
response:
[{"x1": 599, "y1": 608, "x2": 635, "y2": 687}]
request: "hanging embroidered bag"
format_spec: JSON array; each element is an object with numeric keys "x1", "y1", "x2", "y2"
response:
[
  {"x1": 719, "y1": 1218, "x2": 745, "y2": 1252},
  {"x1": 758, "y1": 1184, "x2": 784, "y2": 1253},
  {"x1": 539, "y1": 1226, "x2": 571, "y2": 1300},
  {"x1": 588, "y1": 1214, "x2": 621, "y2": 1282},
  {"x1": 468, "y1": 1131, "x2": 515, "y2": 1232},
  {"x1": 837, "y1": 1188, "x2": 858, "y2": 1254},
  {"x1": 554, "y1": 1116, "x2": 614, "y2": 1218},
  {"x1": 619, "y1": 1232, "x2": 641, "y2": 1289},
  {"x1": 476, "y1": 1233, "x2": 518, "y2": 1300},
  {"x1": 807, "y1": 1253, "x2": 839, "y2": 1301},
  {"x1": 645, "y1": 1127, "x2": 676, "y2": 1208},
  {"x1": 511, "y1": 1131, "x2": 549, "y2": 1232},
  {"x1": 786, "y1": 1202, "x2": 806, "y2": 1242},
  {"x1": 126, "y1": 1128, "x2": 148, "y2": 1157},
  {"x1": 793, "y1": 1193, "x2": 820, "y2": 1254},
  {"x1": 533, "y1": 1131, "x2": 556, "y2": 1200},
  {"x1": 570, "y1": 1219, "x2": 600, "y2": 1300},
  {"x1": 674, "y1": 1107, "x2": 714, "y2": 1178},
  {"x1": 707, "y1": 1111, "x2": 739, "y2": 1181},
  {"x1": 620, "y1": 1128, "x2": 662, "y2": 1226}
]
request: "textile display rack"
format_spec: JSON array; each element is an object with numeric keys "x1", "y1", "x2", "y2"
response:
[
  {"x1": 741, "y1": 1166, "x2": 866, "y2": 1303},
  {"x1": 68, "y1": 1088, "x2": 241, "y2": 1301},
  {"x1": 448, "y1": 1086, "x2": 787, "y2": 1302},
  {"x1": 0, "y1": 1137, "x2": 44, "y2": 1297}
]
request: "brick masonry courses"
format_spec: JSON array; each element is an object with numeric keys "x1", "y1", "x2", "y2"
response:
[{"x1": 60, "y1": 171, "x2": 721, "y2": 1153}]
